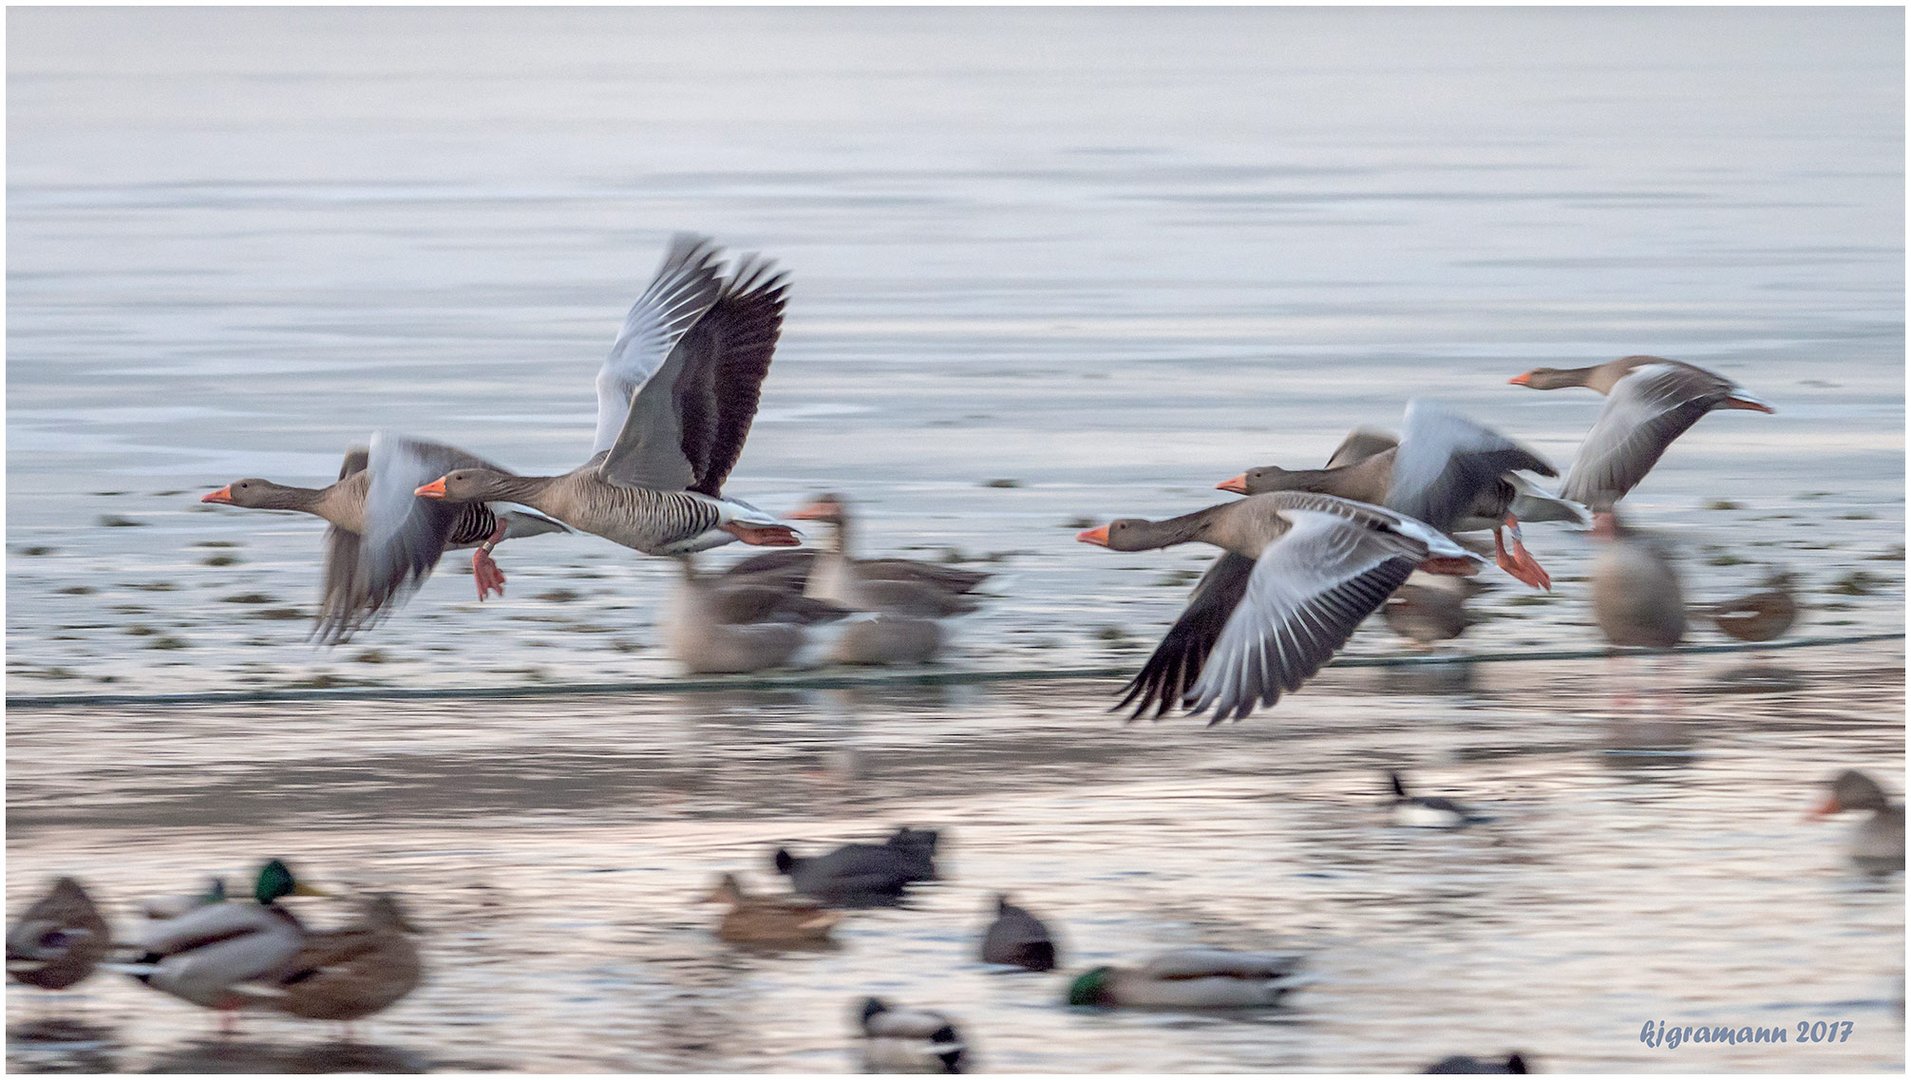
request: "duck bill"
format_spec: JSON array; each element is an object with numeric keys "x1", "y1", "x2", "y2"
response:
[
  {"x1": 414, "y1": 478, "x2": 449, "y2": 499},
  {"x1": 292, "y1": 882, "x2": 334, "y2": 898},
  {"x1": 1216, "y1": 474, "x2": 1249, "y2": 495},
  {"x1": 1075, "y1": 526, "x2": 1110, "y2": 547},
  {"x1": 1805, "y1": 794, "x2": 1840, "y2": 821},
  {"x1": 201, "y1": 485, "x2": 234, "y2": 504},
  {"x1": 1507, "y1": 372, "x2": 1534, "y2": 386}
]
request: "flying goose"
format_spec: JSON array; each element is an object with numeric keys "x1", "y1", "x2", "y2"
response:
[
  {"x1": 416, "y1": 234, "x2": 797, "y2": 557},
  {"x1": 1509, "y1": 356, "x2": 1774, "y2": 510},
  {"x1": 1218, "y1": 401, "x2": 1578, "y2": 589},
  {"x1": 203, "y1": 435, "x2": 565, "y2": 642}
]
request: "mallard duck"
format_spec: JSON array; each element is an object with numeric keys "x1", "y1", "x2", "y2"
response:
[
  {"x1": 774, "y1": 826, "x2": 939, "y2": 903},
  {"x1": 704, "y1": 873, "x2": 841, "y2": 945},
  {"x1": 978, "y1": 894, "x2": 1058, "y2": 971},
  {"x1": 251, "y1": 893, "x2": 423, "y2": 1023},
  {"x1": 139, "y1": 877, "x2": 228, "y2": 921},
  {"x1": 120, "y1": 859, "x2": 329, "y2": 1021},
  {"x1": 856, "y1": 996, "x2": 967, "y2": 1073},
  {"x1": 1066, "y1": 948, "x2": 1300, "y2": 1008},
  {"x1": 1705, "y1": 569, "x2": 1798, "y2": 642},
  {"x1": 7, "y1": 877, "x2": 111, "y2": 990}
]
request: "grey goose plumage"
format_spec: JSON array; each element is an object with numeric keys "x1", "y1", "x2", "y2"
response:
[
  {"x1": 1510, "y1": 355, "x2": 1774, "y2": 510},
  {"x1": 202, "y1": 436, "x2": 565, "y2": 644},
  {"x1": 1081, "y1": 490, "x2": 1480, "y2": 723},
  {"x1": 417, "y1": 235, "x2": 798, "y2": 558}
]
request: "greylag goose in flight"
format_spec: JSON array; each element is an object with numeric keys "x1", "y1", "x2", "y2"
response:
[
  {"x1": 203, "y1": 434, "x2": 565, "y2": 643},
  {"x1": 786, "y1": 492, "x2": 989, "y2": 616},
  {"x1": 1218, "y1": 401, "x2": 1577, "y2": 589},
  {"x1": 1079, "y1": 491, "x2": 1480, "y2": 722},
  {"x1": 1509, "y1": 355, "x2": 1774, "y2": 509},
  {"x1": 416, "y1": 234, "x2": 797, "y2": 556}
]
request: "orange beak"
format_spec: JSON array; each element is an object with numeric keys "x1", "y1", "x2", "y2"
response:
[
  {"x1": 786, "y1": 502, "x2": 832, "y2": 522},
  {"x1": 414, "y1": 478, "x2": 448, "y2": 499},
  {"x1": 1216, "y1": 474, "x2": 1249, "y2": 495},
  {"x1": 1508, "y1": 372, "x2": 1534, "y2": 386},
  {"x1": 201, "y1": 485, "x2": 234, "y2": 505},
  {"x1": 1076, "y1": 525, "x2": 1110, "y2": 547},
  {"x1": 1806, "y1": 793, "x2": 1841, "y2": 821}
]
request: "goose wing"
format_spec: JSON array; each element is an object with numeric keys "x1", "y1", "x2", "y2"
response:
[
  {"x1": 1183, "y1": 506, "x2": 1425, "y2": 722},
  {"x1": 314, "y1": 434, "x2": 503, "y2": 644},
  {"x1": 597, "y1": 251, "x2": 789, "y2": 495},
  {"x1": 1115, "y1": 552, "x2": 1257, "y2": 721},
  {"x1": 590, "y1": 234, "x2": 727, "y2": 461},
  {"x1": 1325, "y1": 428, "x2": 1399, "y2": 469},
  {"x1": 1387, "y1": 399, "x2": 1555, "y2": 531},
  {"x1": 1559, "y1": 362, "x2": 1749, "y2": 509}
]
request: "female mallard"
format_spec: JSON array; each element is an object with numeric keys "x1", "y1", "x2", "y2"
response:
[
  {"x1": 705, "y1": 873, "x2": 841, "y2": 945},
  {"x1": 121, "y1": 859, "x2": 328, "y2": 1023},
  {"x1": 1066, "y1": 948, "x2": 1300, "y2": 1008},
  {"x1": 257, "y1": 893, "x2": 424, "y2": 1023},
  {"x1": 7, "y1": 877, "x2": 111, "y2": 990},
  {"x1": 855, "y1": 996, "x2": 967, "y2": 1073}
]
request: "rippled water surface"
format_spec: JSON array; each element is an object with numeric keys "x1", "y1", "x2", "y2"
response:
[{"x1": 6, "y1": 6, "x2": 1905, "y2": 1073}]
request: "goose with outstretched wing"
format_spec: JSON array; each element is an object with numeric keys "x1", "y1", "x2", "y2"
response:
[{"x1": 415, "y1": 234, "x2": 799, "y2": 556}]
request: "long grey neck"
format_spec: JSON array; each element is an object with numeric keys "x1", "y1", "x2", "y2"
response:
[
  {"x1": 263, "y1": 485, "x2": 330, "y2": 514},
  {"x1": 1133, "y1": 508, "x2": 1213, "y2": 550},
  {"x1": 484, "y1": 474, "x2": 560, "y2": 505}
]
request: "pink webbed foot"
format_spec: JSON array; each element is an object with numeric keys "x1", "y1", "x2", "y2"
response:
[
  {"x1": 1494, "y1": 517, "x2": 1551, "y2": 591},
  {"x1": 472, "y1": 547, "x2": 507, "y2": 600},
  {"x1": 720, "y1": 522, "x2": 801, "y2": 547}
]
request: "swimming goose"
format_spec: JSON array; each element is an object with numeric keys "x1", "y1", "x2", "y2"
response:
[
  {"x1": 703, "y1": 873, "x2": 842, "y2": 945},
  {"x1": 1387, "y1": 771, "x2": 1487, "y2": 828},
  {"x1": 856, "y1": 997, "x2": 968, "y2": 1073},
  {"x1": 253, "y1": 893, "x2": 423, "y2": 1024},
  {"x1": 1704, "y1": 569, "x2": 1798, "y2": 643},
  {"x1": 786, "y1": 493, "x2": 989, "y2": 616},
  {"x1": 774, "y1": 827, "x2": 940, "y2": 903},
  {"x1": 203, "y1": 435, "x2": 565, "y2": 642},
  {"x1": 663, "y1": 555, "x2": 846, "y2": 674},
  {"x1": 1509, "y1": 356, "x2": 1774, "y2": 509},
  {"x1": 1066, "y1": 948, "x2": 1301, "y2": 1008},
  {"x1": 1589, "y1": 511, "x2": 1684, "y2": 649},
  {"x1": 120, "y1": 859, "x2": 328, "y2": 1023},
  {"x1": 416, "y1": 235, "x2": 798, "y2": 557},
  {"x1": 1809, "y1": 770, "x2": 1905, "y2": 871},
  {"x1": 979, "y1": 894, "x2": 1059, "y2": 972},
  {"x1": 1079, "y1": 490, "x2": 1481, "y2": 722},
  {"x1": 1218, "y1": 401, "x2": 1578, "y2": 589},
  {"x1": 7, "y1": 877, "x2": 111, "y2": 991}
]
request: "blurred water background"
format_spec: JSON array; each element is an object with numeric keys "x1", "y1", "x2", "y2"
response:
[{"x1": 6, "y1": 6, "x2": 1904, "y2": 1073}]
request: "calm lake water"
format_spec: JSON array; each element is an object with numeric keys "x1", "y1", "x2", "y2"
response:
[{"x1": 6, "y1": 6, "x2": 1905, "y2": 1073}]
